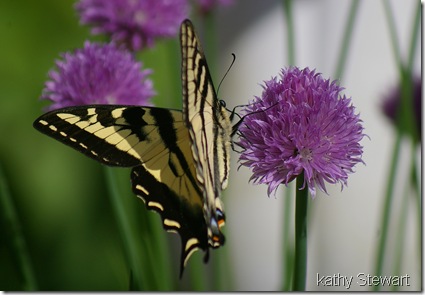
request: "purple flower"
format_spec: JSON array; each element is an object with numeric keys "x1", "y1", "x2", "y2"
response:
[
  {"x1": 76, "y1": 0, "x2": 189, "y2": 51},
  {"x1": 237, "y1": 67, "x2": 365, "y2": 198},
  {"x1": 42, "y1": 41, "x2": 155, "y2": 110},
  {"x1": 196, "y1": 0, "x2": 234, "y2": 13},
  {"x1": 381, "y1": 76, "x2": 421, "y2": 141}
]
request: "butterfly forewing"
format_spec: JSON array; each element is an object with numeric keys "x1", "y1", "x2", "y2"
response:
[
  {"x1": 181, "y1": 20, "x2": 231, "y2": 247},
  {"x1": 35, "y1": 106, "x2": 175, "y2": 166}
]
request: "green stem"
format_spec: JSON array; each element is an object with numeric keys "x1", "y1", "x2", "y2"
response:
[
  {"x1": 333, "y1": 0, "x2": 360, "y2": 79},
  {"x1": 283, "y1": 0, "x2": 295, "y2": 65},
  {"x1": 373, "y1": 133, "x2": 401, "y2": 290},
  {"x1": 0, "y1": 164, "x2": 38, "y2": 291},
  {"x1": 391, "y1": 144, "x2": 420, "y2": 292},
  {"x1": 215, "y1": 247, "x2": 233, "y2": 291},
  {"x1": 147, "y1": 210, "x2": 174, "y2": 290},
  {"x1": 281, "y1": 184, "x2": 294, "y2": 291},
  {"x1": 405, "y1": 4, "x2": 421, "y2": 264},
  {"x1": 401, "y1": 1, "x2": 420, "y2": 143},
  {"x1": 187, "y1": 256, "x2": 208, "y2": 291},
  {"x1": 292, "y1": 174, "x2": 308, "y2": 291},
  {"x1": 382, "y1": 0, "x2": 403, "y2": 69},
  {"x1": 383, "y1": 0, "x2": 419, "y2": 141},
  {"x1": 391, "y1": 180, "x2": 410, "y2": 291},
  {"x1": 410, "y1": 149, "x2": 421, "y2": 267},
  {"x1": 281, "y1": 1, "x2": 295, "y2": 290},
  {"x1": 104, "y1": 168, "x2": 149, "y2": 290},
  {"x1": 406, "y1": 1, "x2": 420, "y2": 72}
]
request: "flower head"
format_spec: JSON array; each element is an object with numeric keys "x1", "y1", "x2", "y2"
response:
[
  {"x1": 196, "y1": 0, "x2": 234, "y2": 14},
  {"x1": 42, "y1": 41, "x2": 155, "y2": 110},
  {"x1": 381, "y1": 75, "x2": 421, "y2": 141},
  {"x1": 237, "y1": 67, "x2": 365, "y2": 198},
  {"x1": 76, "y1": 0, "x2": 190, "y2": 51}
]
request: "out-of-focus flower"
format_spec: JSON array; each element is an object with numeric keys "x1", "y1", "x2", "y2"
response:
[
  {"x1": 196, "y1": 0, "x2": 234, "y2": 14},
  {"x1": 381, "y1": 76, "x2": 421, "y2": 141},
  {"x1": 42, "y1": 41, "x2": 154, "y2": 110},
  {"x1": 237, "y1": 67, "x2": 365, "y2": 198},
  {"x1": 76, "y1": 0, "x2": 189, "y2": 51}
]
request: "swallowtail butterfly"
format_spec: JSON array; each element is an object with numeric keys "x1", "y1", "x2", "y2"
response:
[{"x1": 33, "y1": 19, "x2": 232, "y2": 276}]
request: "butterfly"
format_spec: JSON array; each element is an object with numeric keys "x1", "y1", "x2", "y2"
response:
[{"x1": 33, "y1": 19, "x2": 232, "y2": 277}]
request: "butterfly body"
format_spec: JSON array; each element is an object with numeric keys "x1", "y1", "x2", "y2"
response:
[{"x1": 33, "y1": 19, "x2": 230, "y2": 276}]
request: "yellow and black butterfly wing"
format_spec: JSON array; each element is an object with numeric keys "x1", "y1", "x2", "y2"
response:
[
  {"x1": 181, "y1": 20, "x2": 231, "y2": 248},
  {"x1": 34, "y1": 106, "x2": 170, "y2": 167},
  {"x1": 33, "y1": 19, "x2": 231, "y2": 277},
  {"x1": 33, "y1": 105, "x2": 210, "y2": 276}
]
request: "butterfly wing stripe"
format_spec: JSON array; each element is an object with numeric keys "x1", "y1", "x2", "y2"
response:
[
  {"x1": 215, "y1": 110, "x2": 231, "y2": 190},
  {"x1": 131, "y1": 165, "x2": 208, "y2": 278},
  {"x1": 181, "y1": 20, "x2": 214, "y2": 191},
  {"x1": 34, "y1": 107, "x2": 141, "y2": 166},
  {"x1": 33, "y1": 105, "x2": 197, "y2": 170},
  {"x1": 146, "y1": 108, "x2": 203, "y2": 198},
  {"x1": 181, "y1": 20, "x2": 231, "y2": 205}
]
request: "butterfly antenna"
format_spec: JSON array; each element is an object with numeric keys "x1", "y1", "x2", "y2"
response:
[
  {"x1": 230, "y1": 102, "x2": 280, "y2": 137},
  {"x1": 217, "y1": 53, "x2": 236, "y2": 96}
]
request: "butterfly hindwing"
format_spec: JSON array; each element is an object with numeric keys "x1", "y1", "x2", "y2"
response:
[{"x1": 132, "y1": 165, "x2": 209, "y2": 275}]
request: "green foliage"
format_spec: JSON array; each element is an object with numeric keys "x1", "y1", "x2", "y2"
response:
[{"x1": 0, "y1": 0, "x2": 179, "y2": 290}]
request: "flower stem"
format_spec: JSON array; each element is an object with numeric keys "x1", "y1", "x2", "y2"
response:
[
  {"x1": 188, "y1": 255, "x2": 208, "y2": 291},
  {"x1": 281, "y1": 184, "x2": 294, "y2": 291},
  {"x1": 409, "y1": 150, "x2": 421, "y2": 268},
  {"x1": 146, "y1": 209, "x2": 174, "y2": 289},
  {"x1": 333, "y1": 0, "x2": 360, "y2": 79},
  {"x1": 292, "y1": 173, "x2": 308, "y2": 291},
  {"x1": 406, "y1": 1, "x2": 420, "y2": 72},
  {"x1": 403, "y1": 3, "x2": 421, "y2": 267},
  {"x1": 391, "y1": 180, "x2": 410, "y2": 291},
  {"x1": 400, "y1": 1, "x2": 420, "y2": 143},
  {"x1": 104, "y1": 167, "x2": 149, "y2": 290},
  {"x1": 373, "y1": 133, "x2": 401, "y2": 290},
  {"x1": 382, "y1": 0, "x2": 402, "y2": 69},
  {"x1": 282, "y1": 0, "x2": 295, "y2": 65},
  {"x1": 0, "y1": 163, "x2": 38, "y2": 291},
  {"x1": 281, "y1": 1, "x2": 295, "y2": 289}
]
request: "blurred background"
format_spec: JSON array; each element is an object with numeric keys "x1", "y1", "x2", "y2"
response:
[{"x1": 0, "y1": 0, "x2": 421, "y2": 291}]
